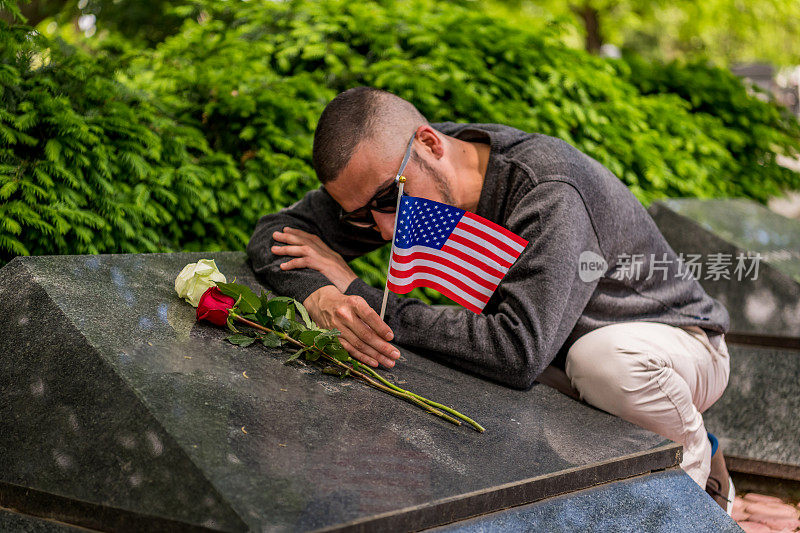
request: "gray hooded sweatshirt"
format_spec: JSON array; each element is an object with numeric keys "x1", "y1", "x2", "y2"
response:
[{"x1": 247, "y1": 122, "x2": 729, "y2": 389}]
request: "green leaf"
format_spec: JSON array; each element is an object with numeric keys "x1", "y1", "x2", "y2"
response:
[
  {"x1": 273, "y1": 315, "x2": 291, "y2": 331},
  {"x1": 324, "y1": 342, "x2": 350, "y2": 362},
  {"x1": 226, "y1": 334, "x2": 256, "y2": 347},
  {"x1": 322, "y1": 365, "x2": 350, "y2": 378},
  {"x1": 284, "y1": 347, "x2": 308, "y2": 363},
  {"x1": 254, "y1": 301, "x2": 273, "y2": 326},
  {"x1": 298, "y1": 330, "x2": 322, "y2": 346},
  {"x1": 267, "y1": 297, "x2": 299, "y2": 322},
  {"x1": 293, "y1": 300, "x2": 315, "y2": 328},
  {"x1": 226, "y1": 314, "x2": 240, "y2": 333},
  {"x1": 285, "y1": 321, "x2": 307, "y2": 335},
  {"x1": 314, "y1": 334, "x2": 334, "y2": 350},
  {"x1": 259, "y1": 290, "x2": 272, "y2": 309},
  {"x1": 267, "y1": 299, "x2": 288, "y2": 319},
  {"x1": 217, "y1": 282, "x2": 262, "y2": 314},
  {"x1": 259, "y1": 332, "x2": 282, "y2": 347}
]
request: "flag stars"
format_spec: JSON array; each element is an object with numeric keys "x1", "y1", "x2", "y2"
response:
[{"x1": 393, "y1": 196, "x2": 464, "y2": 249}]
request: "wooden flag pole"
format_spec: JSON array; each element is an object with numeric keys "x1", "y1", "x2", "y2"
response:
[{"x1": 379, "y1": 175, "x2": 406, "y2": 321}]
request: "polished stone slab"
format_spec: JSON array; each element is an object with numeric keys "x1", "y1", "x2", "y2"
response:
[
  {"x1": 1, "y1": 252, "x2": 681, "y2": 532},
  {"x1": 703, "y1": 343, "x2": 800, "y2": 480},
  {"x1": 649, "y1": 198, "x2": 800, "y2": 342},
  {"x1": 428, "y1": 469, "x2": 740, "y2": 533},
  {"x1": 0, "y1": 508, "x2": 84, "y2": 532}
]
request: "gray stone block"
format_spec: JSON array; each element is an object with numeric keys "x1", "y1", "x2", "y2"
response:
[
  {"x1": 704, "y1": 343, "x2": 800, "y2": 480},
  {"x1": 649, "y1": 198, "x2": 800, "y2": 344},
  {"x1": 0, "y1": 508, "x2": 85, "y2": 532},
  {"x1": 429, "y1": 469, "x2": 740, "y2": 533},
  {"x1": 1, "y1": 252, "x2": 718, "y2": 531}
]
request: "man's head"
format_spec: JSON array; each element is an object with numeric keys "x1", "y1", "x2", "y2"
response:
[{"x1": 313, "y1": 87, "x2": 459, "y2": 240}]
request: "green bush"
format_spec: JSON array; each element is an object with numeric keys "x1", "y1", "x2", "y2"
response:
[
  {"x1": 0, "y1": 18, "x2": 247, "y2": 263},
  {"x1": 2, "y1": 0, "x2": 799, "y2": 290},
  {"x1": 126, "y1": 0, "x2": 800, "y2": 204},
  {"x1": 621, "y1": 56, "x2": 800, "y2": 201}
]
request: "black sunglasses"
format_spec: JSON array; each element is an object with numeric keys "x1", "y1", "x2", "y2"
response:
[{"x1": 339, "y1": 133, "x2": 415, "y2": 229}]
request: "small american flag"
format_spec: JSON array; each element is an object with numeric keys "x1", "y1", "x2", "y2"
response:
[{"x1": 387, "y1": 195, "x2": 528, "y2": 313}]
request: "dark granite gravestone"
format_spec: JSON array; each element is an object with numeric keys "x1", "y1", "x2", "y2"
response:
[
  {"x1": 430, "y1": 470, "x2": 741, "y2": 533},
  {"x1": 703, "y1": 344, "x2": 800, "y2": 481},
  {"x1": 0, "y1": 252, "x2": 736, "y2": 531},
  {"x1": 0, "y1": 508, "x2": 84, "y2": 532},
  {"x1": 649, "y1": 198, "x2": 800, "y2": 345},
  {"x1": 650, "y1": 198, "x2": 800, "y2": 481}
]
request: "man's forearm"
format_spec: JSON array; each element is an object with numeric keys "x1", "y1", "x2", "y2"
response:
[
  {"x1": 271, "y1": 227, "x2": 358, "y2": 292},
  {"x1": 247, "y1": 216, "x2": 337, "y2": 303},
  {"x1": 246, "y1": 187, "x2": 386, "y2": 303}
]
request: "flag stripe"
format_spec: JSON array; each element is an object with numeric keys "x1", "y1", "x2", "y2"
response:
[
  {"x1": 391, "y1": 259, "x2": 499, "y2": 293},
  {"x1": 452, "y1": 226, "x2": 517, "y2": 264},
  {"x1": 458, "y1": 216, "x2": 526, "y2": 257},
  {"x1": 463, "y1": 211, "x2": 528, "y2": 248},
  {"x1": 390, "y1": 262, "x2": 495, "y2": 298},
  {"x1": 438, "y1": 243, "x2": 508, "y2": 278},
  {"x1": 387, "y1": 276, "x2": 486, "y2": 313},
  {"x1": 391, "y1": 246, "x2": 503, "y2": 287},
  {"x1": 448, "y1": 232, "x2": 514, "y2": 268}
]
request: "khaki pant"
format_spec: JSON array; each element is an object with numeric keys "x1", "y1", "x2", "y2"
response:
[{"x1": 565, "y1": 321, "x2": 730, "y2": 487}]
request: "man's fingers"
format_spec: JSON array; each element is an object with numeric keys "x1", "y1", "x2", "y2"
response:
[
  {"x1": 271, "y1": 244, "x2": 311, "y2": 257},
  {"x1": 336, "y1": 301, "x2": 398, "y2": 361},
  {"x1": 353, "y1": 298, "x2": 394, "y2": 342},
  {"x1": 284, "y1": 226, "x2": 307, "y2": 235},
  {"x1": 335, "y1": 306, "x2": 397, "y2": 367},
  {"x1": 278, "y1": 258, "x2": 308, "y2": 270},
  {"x1": 272, "y1": 230, "x2": 309, "y2": 246},
  {"x1": 349, "y1": 316, "x2": 399, "y2": 361},
  {"x1": 281, "y1": 227, "x2": 322, "y2": 244},
  {"x1": 339, "y1": 338, "x2": 380, "y2": 368},
  {"x1": 340, "y1": 336, "x2": 395, "y2": 368}
]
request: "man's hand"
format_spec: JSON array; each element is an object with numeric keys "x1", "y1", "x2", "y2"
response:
[
  {"x1": 271, "y1": 226, "x2": 357, "y2": 292},
  {"x1": 304, "y1": 285, "x2": 401, "y2": 369}
]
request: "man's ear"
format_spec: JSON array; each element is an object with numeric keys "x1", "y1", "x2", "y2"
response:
[{"x1": 415, "y1": 125, "x2": 445, "y2": 159}]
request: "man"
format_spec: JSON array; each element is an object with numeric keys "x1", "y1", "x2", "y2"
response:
[{"x1": 246, "y1": 87, "x2": 734, "y2": 512}]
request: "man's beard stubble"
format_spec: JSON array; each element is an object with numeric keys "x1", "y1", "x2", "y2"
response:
[{"x1": 412, "y1": 151, "x2": 458, "y2": 206}]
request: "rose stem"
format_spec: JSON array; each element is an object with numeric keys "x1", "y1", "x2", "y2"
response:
[
  {"x1": 357, "y1": 365, "x2": 485, "y2": 433},
  {"x1": 232, "y1": 315, "x2": 462, "y2": 426}
]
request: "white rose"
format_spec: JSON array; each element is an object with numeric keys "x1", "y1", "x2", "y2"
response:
[{"x1": 174, "y1": 259, "x2": 227, "y2": 307}]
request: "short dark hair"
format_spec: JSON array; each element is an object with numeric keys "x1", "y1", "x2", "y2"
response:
[{"x1": 312, "y1": 87, "x2": 427, "y2": 184}]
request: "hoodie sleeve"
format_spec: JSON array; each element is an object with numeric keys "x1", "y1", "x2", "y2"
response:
[{"x1": 246, "y1": 186, "x2": 388, "y2": 304}]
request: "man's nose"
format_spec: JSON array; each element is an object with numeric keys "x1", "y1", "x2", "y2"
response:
[{"x1": 371, "y1": 210, "x2": 396, "y2": 241}]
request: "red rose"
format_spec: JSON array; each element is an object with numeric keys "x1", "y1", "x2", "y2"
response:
[{"x1": 197, "y1": 286, "x2": 236, "y2": 326}]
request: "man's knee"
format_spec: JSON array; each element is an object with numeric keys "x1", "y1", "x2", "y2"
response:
[
  {"x1": 566, "y1": 324, "x2": 642, "y2": 385},
  {"x1": 565, "y1": 324, "x2": 664, "y2": 417}
]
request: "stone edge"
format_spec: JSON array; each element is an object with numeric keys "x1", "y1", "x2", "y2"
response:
[{"x1": 313, "y1": 443, "x2": 682, "y2": 533}]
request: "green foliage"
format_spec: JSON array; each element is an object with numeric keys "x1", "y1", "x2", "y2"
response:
[
  {"x1": 0, "y1": 19, "x2": 243, "y2": 263},
  {"x1": 621, "y1": 56, "x2": 800, "y2": 201},
  {"x1": 216, "y1": 281, "x2": 261, "y2": 313},
  {"x1": 121, "y1": 0, "x2": 799, "y2": 267},
  {"x1": 0, "y1": 0, "x2": 25, "y2": 21},
  {"x1": 225, "y1": 333, "x2": 255, "y2": 347},
  {"x1": 215, "y1": 282, "x2": 364, "y2": 367},
  {"x1": 56, "y1": 0, "x2": 188, "y2": 47},
  {"x1": 2, "y1": 0, "x2": 799, "y2": 294},
  {"x1": 489, "y1": 0, "x2": 800, "y2": 67}
]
